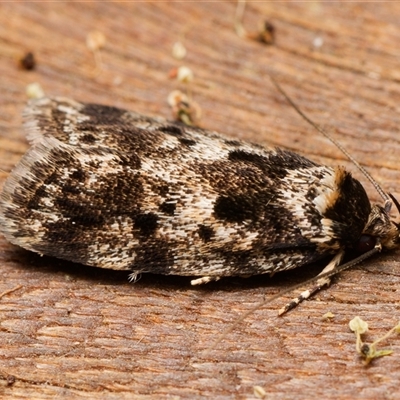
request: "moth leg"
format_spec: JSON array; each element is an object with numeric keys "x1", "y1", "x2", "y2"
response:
[
  {"x1": 191, "y1": 276, "x2": 221, "y2": 285},
  {"x1": 278, "y1": 250, "x2": 345, "y2": 316},
  {"x1": 128, "y1": 272, "x2": 142, "y2": 283}
]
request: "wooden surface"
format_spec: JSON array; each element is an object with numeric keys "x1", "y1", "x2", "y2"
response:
[{"x1": 1, "y1": 2, "x2": 400, "y2": 399}]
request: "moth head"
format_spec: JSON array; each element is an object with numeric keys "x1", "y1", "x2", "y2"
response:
[
  {"x1": 386, "y1": 193, "x2": 400, "y2": 249},
  {"x1": 359, "y1": 194, "x2": 400, "y2": 252}
]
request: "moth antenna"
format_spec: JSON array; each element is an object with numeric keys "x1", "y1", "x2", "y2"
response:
[
  {"x1": 270, "y1": 77, "x2": 390, "y2": 203},
  {"x1": 206, "y1": 244, "x2": 381, "y2": 353}
]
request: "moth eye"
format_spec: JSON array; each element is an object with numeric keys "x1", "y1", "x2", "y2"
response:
[{"x1": 356, "y1": 234, "x2": 376, "y2": 254}]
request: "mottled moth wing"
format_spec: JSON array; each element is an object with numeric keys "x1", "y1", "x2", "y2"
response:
[{"x1": 0, "y1": 97, "x2": 372, "y2": 278}]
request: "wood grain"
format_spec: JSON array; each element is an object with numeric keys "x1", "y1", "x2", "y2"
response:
[{"x1": 1, "y1": 2, "x2": 400, "y2": 399}]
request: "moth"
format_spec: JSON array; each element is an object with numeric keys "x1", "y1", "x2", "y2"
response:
[{"x1": 0, "y1": 94, "x2": 399, "y2": 313}]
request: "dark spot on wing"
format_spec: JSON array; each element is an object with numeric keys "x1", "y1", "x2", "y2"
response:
[
  {"x1": 81, "y1": 103, "x2": 126, "y2": 124},
  {"x1": 81, "y1": 134, "x2": 97, "y2": 144},
  {"x1": 159, "y1": 201, "x2": 176, "y2": 216},
  {"x1": 179, "y1": 138, "x2": 196, "y2": 147},
  {"x1": 214, "y1": 195, "x2": 258, "y2": 223},
  {"x1": 133, "y1": 212, "x2": 159, "y2": 237},
  {"x1": 158, "y1": 125, "x2": 184, "y2": 136},
  {"x1": 228, "y1": 148, "x2": 317, "y2": 179},
  {"x1": 70, "y1": 168, "x2": 87, "y2": 181},
  {"x1": 198, "y1": 225, "x2": 214, "y2": 242}
]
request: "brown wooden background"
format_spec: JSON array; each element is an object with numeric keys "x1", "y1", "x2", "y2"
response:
[{"x1": 1, "y1": 2, "x2": 400, "y2": 399}]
